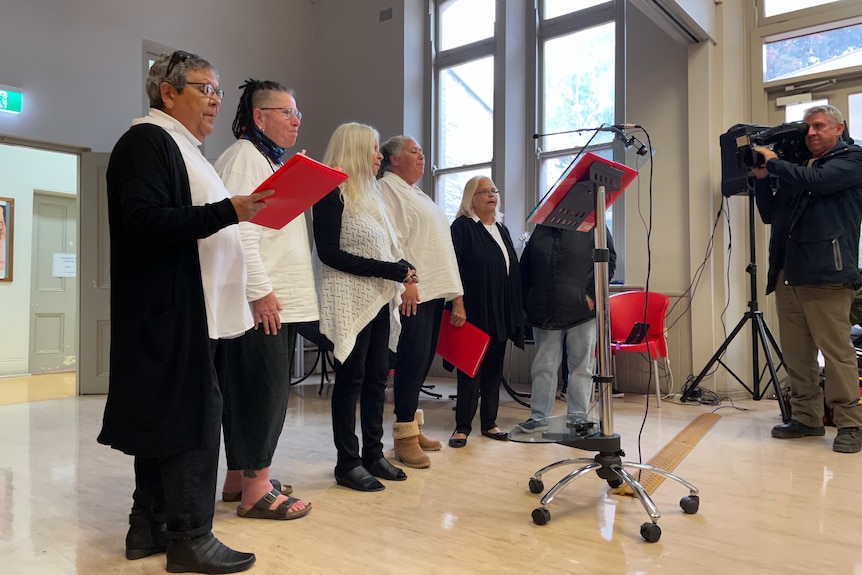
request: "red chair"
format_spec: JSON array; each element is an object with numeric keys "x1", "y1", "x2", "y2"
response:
[{"x1": 608, "y1": 291, "x2": 672, "y2": 408}]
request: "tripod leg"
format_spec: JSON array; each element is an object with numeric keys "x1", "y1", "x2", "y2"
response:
[
  {"x1": 682, "y1": 314, "x2": 750, "y2": 401},
  {"x1": 753, "y1": 314, "x2": 791, "y2": 421}
]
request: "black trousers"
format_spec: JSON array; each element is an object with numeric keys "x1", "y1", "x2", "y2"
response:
[
  {"x1": 131, "y1": 338, "x2": 223, "y2": 540},
  {"x1": 331, "y1": 305, "x2": 390, "y2": 476},
  {"x1": 393, "y1": 298, "x2": 445, "y2": 422},
  {"x1": 454, "y1": 339, "x2": 507, "y2": 435},
  {"x1": 217, "y1": 324, "x2": 297, "y2": 470}
]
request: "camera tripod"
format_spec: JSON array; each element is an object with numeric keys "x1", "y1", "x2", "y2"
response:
[{"x1": 679, "y1": 191, "x2": 790, "y2": 421}]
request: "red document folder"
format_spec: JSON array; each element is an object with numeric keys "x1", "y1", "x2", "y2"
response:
[
  {"x1": 436, "y1": 310, "x2": 490, "y2": 378},
  {"x1": 249, "y1": 153, "x2": 348, "y2": 230},
  {"x1": 528, "y1": 152, "x2": 637, "y2": 232}
]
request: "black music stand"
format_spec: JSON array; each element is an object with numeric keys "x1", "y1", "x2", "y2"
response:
[{"x1": 521, "y1": 153, "x2": 699, "y2": 543}]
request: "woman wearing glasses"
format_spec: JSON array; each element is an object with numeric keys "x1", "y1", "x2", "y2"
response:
[
  {"x1": 99, "y1": 51, "x2": 267, "y2": 574},
  {"x1": 213, "y1": 79, "x2": 313, "y2": 520},
  {"x1": 448, "y1": 176, "x2": 524, "y2": 448},
  {"x1": 313, "y1": 122, "x2": 418, "y2": 491},
  {"x1": 377, "y1": 135, "x2": 465, "y2": 468}
]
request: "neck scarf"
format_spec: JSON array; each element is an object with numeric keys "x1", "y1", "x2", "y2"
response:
[{"x1": 243, "y1": 129, "x2": 287, "y2": 165}]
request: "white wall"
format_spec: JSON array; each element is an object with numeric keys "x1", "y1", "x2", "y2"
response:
[{"x1": 0, "y1": 146, "x2": 77, "y2": 375}]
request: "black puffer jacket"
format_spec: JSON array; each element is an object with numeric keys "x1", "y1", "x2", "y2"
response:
[
  {"x1": 754, "y1": 140, "x2": 862, "y2": 294},
  {"x1": 521, "y1": 225, "x2": 616, "y2": 330}
]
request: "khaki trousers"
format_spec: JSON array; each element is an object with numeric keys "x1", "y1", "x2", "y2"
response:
[{"x1": 774, "y1": 270, "x2": 862, "y2": 429}]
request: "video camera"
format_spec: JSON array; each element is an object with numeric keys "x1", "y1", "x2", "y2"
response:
[{"x1": 719, "y1": 122, "x2": 810, "y2": 197}]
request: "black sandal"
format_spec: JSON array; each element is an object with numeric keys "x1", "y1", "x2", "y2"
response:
[{"x1": 236, "y1": 488, "x2": 311, "y2": 520}]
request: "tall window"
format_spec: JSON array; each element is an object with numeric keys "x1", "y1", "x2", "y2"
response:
[
  {"x1": 536, "y1": 2, "x2": 617, "y2": 236},
  {"x1": 432, "y1": 0, "x2": 495, "y2": 222},
  {"x1": 429, "y1": 0, "x2": 625, "y2": 272}
]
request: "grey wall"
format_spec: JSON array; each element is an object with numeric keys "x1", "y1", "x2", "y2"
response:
[
  {"x1": 0, "y1": 0, "x2": 316, "y2": 157},
  {"x1": 302, "y1": 0, "x2": 422, "y2": 160}
]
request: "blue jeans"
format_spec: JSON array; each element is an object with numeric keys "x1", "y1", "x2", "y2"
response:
[{"x1": 529, "y1": 320, "x2": 596, "y2": 421}]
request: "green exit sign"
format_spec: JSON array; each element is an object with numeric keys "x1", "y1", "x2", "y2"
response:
[{"x1": 0, "y1": 88, "x2": 22, "y2": 114}]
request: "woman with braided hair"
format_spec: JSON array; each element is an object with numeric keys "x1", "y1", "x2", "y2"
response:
[{"x1": 213, "y1": 79, "x2": 315, "y2": 520}]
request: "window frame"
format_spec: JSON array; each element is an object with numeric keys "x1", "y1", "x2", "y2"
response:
[
  {"x1": 532, "y1": 0, "x2": 626, "y2": 280},
  {"x1": 429, "y1": 1, "x2": 497, "y2": 221},
  {"x1": 425, "y1": 0, "x2": 628, "y2": 276}
]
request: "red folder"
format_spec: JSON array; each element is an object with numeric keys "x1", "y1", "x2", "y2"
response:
[
  {"x1": 528, "y1": 152, "x2": 637, "y2": 232},
  {"x1": 249, "y1": 153, "x2": 348, "y2": 230},
  {"x1": 436, "y1": 309, "x2": 490, "y2": 378}
]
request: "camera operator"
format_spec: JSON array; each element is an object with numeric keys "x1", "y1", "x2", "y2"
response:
[{"x1": 751, "y1": 104, "x2": 862, "y2": 454}]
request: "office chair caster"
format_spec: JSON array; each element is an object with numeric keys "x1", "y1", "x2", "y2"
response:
[
  {"x1": 532, "y1": 507, "x2": 551, "y2": 525},
  {"x1": 680, "y1": 495, "x2": 699, "y2": 514},
  {"x1": 606, "y1": 476, "x2": 623, "y2": 488},
  {"x1": 528, "y1": 478, "x2": 544, "y2": 494},
  {"x1": 640, "y1": 522, "x2": 661, "y2": 542}
]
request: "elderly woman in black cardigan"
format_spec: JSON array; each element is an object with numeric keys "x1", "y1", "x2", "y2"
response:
[{"x1": 448, "y1": 175, "x2": 524, "y2": 448}]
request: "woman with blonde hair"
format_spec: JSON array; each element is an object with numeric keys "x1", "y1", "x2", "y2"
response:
[
  {"x1": 313, "y1": 122, "x2": 418, "y2": 491},
  {"x1": 448, "y1": 175, "x2": 524, "y2": 448}
]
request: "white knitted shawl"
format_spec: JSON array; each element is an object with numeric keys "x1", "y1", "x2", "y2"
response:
[{"x1": 315, "y1": 201, "x2": 404, "y2": 362}]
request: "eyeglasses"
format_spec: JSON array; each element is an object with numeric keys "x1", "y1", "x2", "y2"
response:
[
  {"x1": 164, "y1": 50, "x2": 192, "y2": 81},
  {"x1": 474, "y1": 188, "x2": 500, "y2": 196},
  {"x1": 185, "y1": 82, "x2": 224, "y2": 100},
  {"x1": 259, "y1": 107, "x2": 302, "y2": 121}
]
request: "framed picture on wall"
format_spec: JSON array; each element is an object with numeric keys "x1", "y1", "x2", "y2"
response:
[{"x1": 0, "y1": 197, "x2": 12, "y2": 282}]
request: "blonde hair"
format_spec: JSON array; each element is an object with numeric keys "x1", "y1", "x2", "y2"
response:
[
  {"x1": 456, "y1": 175, "x2": 502, "y2": 221},
  {"x1": 323, "y1": 122, "x2": 382, "y2": 213}
]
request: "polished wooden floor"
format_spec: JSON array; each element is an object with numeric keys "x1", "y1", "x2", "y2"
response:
[{"x1": 1, "y1": 375, "x2": 861, "y2": 574}]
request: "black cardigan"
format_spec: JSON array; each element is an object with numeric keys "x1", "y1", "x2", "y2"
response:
[
  {"x1": 98, "y1": 123, "x2": 238, "y2": 458},
  {"x1": 450, "y1": 215, "x2": 524, "y2": 348}
]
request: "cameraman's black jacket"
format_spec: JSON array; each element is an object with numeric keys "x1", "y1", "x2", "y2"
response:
[
  {"x1": 754, "y1": 140, "x2": 862, "y2": 294},
  {"x1": 521, "y1": 225, "x2": 616, "y2": 330}
]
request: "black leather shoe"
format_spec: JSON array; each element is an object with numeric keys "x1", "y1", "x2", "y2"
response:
[
  {"x1": 771, "y1": 419, "x2": 826, "y2": 439},
  {"x1": 335, "y1": 465, "x2": 385, "y2": 492},
  {"x1": 448, "y1": 434, "x2": 467, "y2": 448},
  {"x1": 166, "y1": 532, "x2": 255, "y2": 574},
  {"x1": 481, "y1": 429, "x2": 509, "y2": 441},
  {"x1": 365, "y1": 457, "x2": 407, "y2": 481},
  {"x1": 125, "y1": 513, "x2": 167, "y2": 560}
]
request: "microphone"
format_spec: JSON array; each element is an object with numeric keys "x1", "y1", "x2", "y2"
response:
[{"x1": 533, "y1": 124, "x2": 641, "y2": 138}]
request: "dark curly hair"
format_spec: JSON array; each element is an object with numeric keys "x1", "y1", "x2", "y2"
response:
[{"x1": 231, "y1": 78, "x2": 293, "y2": 139}]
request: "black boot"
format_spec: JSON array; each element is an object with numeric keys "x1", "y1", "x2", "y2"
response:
[
  {"x1": 125, "y1": 512, "x2": 167, "y2": 560},
  {"x1": 166, "y1": 532, "x2": 255, "y2": 574}
]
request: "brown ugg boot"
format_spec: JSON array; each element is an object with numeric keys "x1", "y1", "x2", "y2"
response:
[
  {"x1": 415, "y1": 409, "x2": 442, "y2": 451},
  {"x1": 393, "y1": 420, "x2": 431, "y2": 468}
]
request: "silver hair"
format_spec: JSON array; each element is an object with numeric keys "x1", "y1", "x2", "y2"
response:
[
  {"x1": 377, "y1": 135, "x2": 414, "y2": 178},
  {"x1": 803, "y1": 104, "x2": 844, "y2": 126},
  {"x1": 456, "y1": 175, "x2": 502, "y2": 221},
  {"x1": 145, "y1": 51, "x2": 216, "y2": 110}
]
